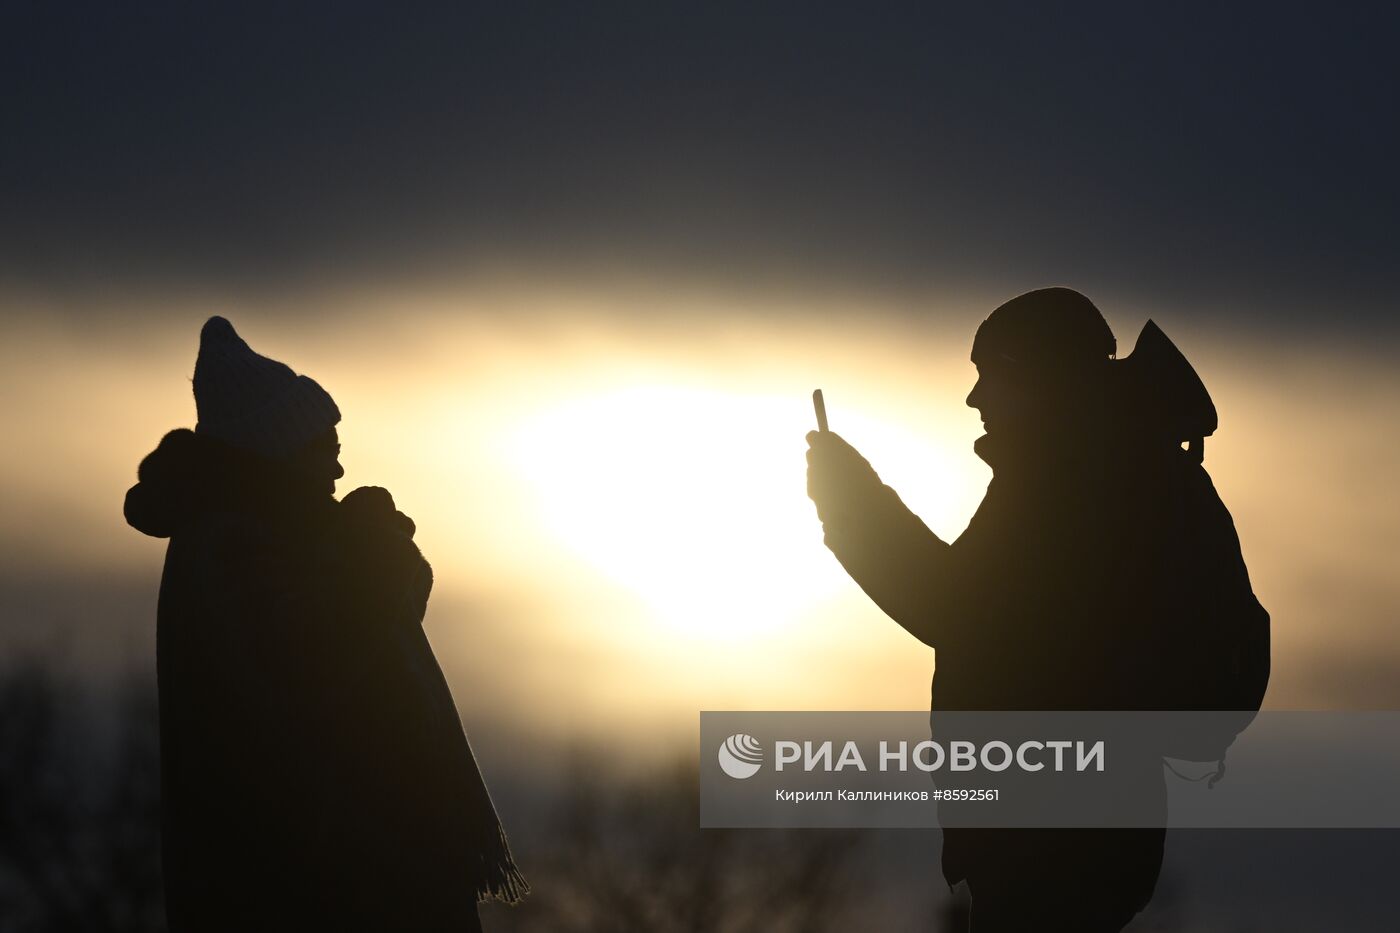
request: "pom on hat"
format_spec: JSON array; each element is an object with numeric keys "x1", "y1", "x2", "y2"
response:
[{"x1": 192, "y1": 316, "x2": 340, "y2": 459}]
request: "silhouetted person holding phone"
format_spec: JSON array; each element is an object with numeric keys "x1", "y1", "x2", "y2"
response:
[
  {"x1": 125, "y1": 318, "x2": 526, "y2": 931},
  {"x1": 806, "y1": 288, "x2": 1268, "y2": 932}
]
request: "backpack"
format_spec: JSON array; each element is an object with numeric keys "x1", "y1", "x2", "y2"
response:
[{"x1": 1120, "y1": 321, "x2": 1271, "y2": 776}]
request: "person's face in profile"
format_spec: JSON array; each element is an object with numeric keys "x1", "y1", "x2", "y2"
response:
[
  {"x1": 966, "y1": 355, "x2": 1040, "y2": 435},
  {"x1": 967, "y1": 353, "x2": 1105, "y2": 441},
  {"x1": 289, "y1": 427, "x2": 345, "y2": 496}
]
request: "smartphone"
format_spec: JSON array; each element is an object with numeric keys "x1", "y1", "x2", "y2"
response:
[{"x1": 812, "y1": 388, "x2": 829, "y2": 433}]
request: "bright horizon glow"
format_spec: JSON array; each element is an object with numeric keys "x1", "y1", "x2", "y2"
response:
[
  {"x1": 505, "y1": 383, "x2": 964, "y2": 641},
  {"x1": 3, "y1": 290, "x2": 1396, "y2": 731}
]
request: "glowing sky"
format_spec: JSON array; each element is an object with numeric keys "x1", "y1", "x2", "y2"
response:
[{"x1": 3, "y1": 280, "x2": 1398, "y2": 760}]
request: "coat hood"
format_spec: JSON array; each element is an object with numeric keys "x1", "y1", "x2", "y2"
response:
[{"x1": 124, "y1": 429, "x2": 327, "y2": 538}]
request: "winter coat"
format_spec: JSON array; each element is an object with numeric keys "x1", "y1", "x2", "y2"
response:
[
  {"x1": 823, "y1": 430, "x2": 1268, "y2": 712},
  {"x1": 124, "y1": 429, "x2": 524, "y2": 932},
  {"x1": 817, "y1": 428, "x2": 1268, "y2": 923}
]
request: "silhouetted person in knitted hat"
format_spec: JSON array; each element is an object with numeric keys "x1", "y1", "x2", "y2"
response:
[
  {"x1": 125, "y1": 318, "x2": 526, "y2": 932},
  {"x1": 807, "y1": 288, "x2": 1268, "y2": 932}
]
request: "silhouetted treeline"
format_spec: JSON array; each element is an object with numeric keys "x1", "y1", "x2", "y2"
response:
[
  {"x1": 0, "y1": 666, "x2": 1235, "y2": 932},
  {"x1": 0, "y1": 664, "x2": 164, "y2": 932}
]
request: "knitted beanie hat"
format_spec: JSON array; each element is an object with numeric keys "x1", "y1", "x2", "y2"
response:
[
  {"x1": 192, "y1": 316, "x2": 341, "y2": 460},
  {"x1": 972, "y1": 287, "x2": 1116, "y2": 370}
]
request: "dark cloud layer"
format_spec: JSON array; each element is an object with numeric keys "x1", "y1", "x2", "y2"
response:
[{"x1": 3, "y1": 2, "x2": 1396, "y2": 329}]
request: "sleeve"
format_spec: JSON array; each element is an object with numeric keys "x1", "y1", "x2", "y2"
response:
[{"x1": 821, "y1": 480, "x2": 953, "y2": 648}]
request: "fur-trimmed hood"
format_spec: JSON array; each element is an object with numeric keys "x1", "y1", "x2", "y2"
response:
[{"x1": 124, "y1": 428, "x2": 331, "y2": 539}]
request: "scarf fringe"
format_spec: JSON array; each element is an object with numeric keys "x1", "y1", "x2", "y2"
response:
[{"x1": 475, "y1": 823, "x2": 530, "y2": 905}]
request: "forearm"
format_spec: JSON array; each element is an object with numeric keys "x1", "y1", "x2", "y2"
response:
[{"x1": 822, "y1": 483, "x2": 950, "y2": 647}]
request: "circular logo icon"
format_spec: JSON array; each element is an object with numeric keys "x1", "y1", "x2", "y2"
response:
[{"x1": 718, "y1": 733, "x2": 763, "y2": 779}]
